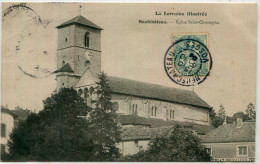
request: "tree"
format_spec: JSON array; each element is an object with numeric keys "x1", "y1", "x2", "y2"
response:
[
  {"x1": 246, "y1": 103, "x2": 256, "y2": 120},
  {"x1": 218, "y1": 104, "x2": 226, "y2": 119},
  {"x1": 209, "y1": 108, "x2": 224, "y2": 128},
  {"x1": 88, "y1": 72, "x2": 121, "y2": 161},
  {"x1": 232, "y1": 112, "x2": 249, "y2": 122},
  {"x1": 119, "y1": 124, "x2": 211, "y2": 162},
  {"x1": 2, "y1": 88, "x2": 93, "y2": 161}
]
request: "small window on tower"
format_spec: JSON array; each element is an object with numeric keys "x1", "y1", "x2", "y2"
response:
[
  {"x1": 85, "y1": 32, "x2": 90, "y2": 47},
  {"x1": 65, "y1": 38, "x2": 68, "y2": 42},
  {"x1": 62, "y1": 60, "x2": 65, "y2": 66},
  {"x1": 85, "y1": 60, "x2": 90, "y2": 67}
]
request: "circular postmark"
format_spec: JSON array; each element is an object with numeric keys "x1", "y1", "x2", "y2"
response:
[
  {"x1": 164, "y1": 39, "x2": 212, "y2": 86},
  {"x1": 2, "y1": 3, "x2": 54, "y2": 78}
]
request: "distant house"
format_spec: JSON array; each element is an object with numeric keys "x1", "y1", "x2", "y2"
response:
[
  {"x1": 118, "y1": 114, "x2": 215, "y2": 155},
  {"x1": 1, "y1": 107, "x2": 17, "y2": 153},
  {"x1": 11, "y1": 107, "x2": 31, "y2": 126},
  {"x1": 119, "y1": 125, "x2": 173, "y2": 155},
  {"x1": 202, "y1": 118, "x2": 255, "y2": 162}
]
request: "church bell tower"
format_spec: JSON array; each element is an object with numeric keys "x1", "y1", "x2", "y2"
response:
[{"x1": 55, "y1": 15, "x2": 102, "y2": 91}]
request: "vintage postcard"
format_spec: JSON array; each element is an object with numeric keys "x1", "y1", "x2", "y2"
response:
[{"x1": 0, "y1": 2, "x2": 257, "y2": 162}]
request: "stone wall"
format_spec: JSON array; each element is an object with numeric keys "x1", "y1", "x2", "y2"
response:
[
  {"x1": 111, "y1": 93, "x2": 210, "y2": 125},
  {"x1": 118, "y1": 140, "x2": 150, "y2": 156},
  {"x1": 56, "y1": 24, "x2": 101, "y2": 89}
]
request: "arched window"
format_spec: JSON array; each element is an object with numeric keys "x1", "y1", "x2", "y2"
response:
[
  {"x1": 85, "y1": 60, "x2": 90, "y2": 67},
  {"x1": 65, "y1": 38, "x2": 68, "y2": 42},
  {"x1": 132, "y1": 104, "x2": 135, "y2": 114},
  {"x1": 85, "y1": 32, "x2": 90, "y2": 47},
  {"x1": 151, "y1": 106, "x2": 157, "y2": 117},
  {"x1": 84, "y1": 88, "x2": 89, "y2": 99},
  {"x1": 89, "y1": 86, "x2": 95, "y2": 94},
  {"x1": 169, "y1": 110, "x2": 175, "y2": 119},
  {"x1": 78, "y1": 89, "x2": 83, "y2": 97},
  {"x1": 62, "y1": 60, "x2": 65, "y2": 66},
  {"x1": 131, "y1": 104, "x2": 138, "y2": 115}
]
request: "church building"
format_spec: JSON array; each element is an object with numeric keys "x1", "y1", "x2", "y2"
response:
[{"x1": 54, "y1": 15, "x2": 214, "y2": 155}]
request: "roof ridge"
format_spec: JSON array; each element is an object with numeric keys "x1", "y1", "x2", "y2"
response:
[
  {"x1": 108, "y1": 75, "x2": 194, "y2": 93},
  {"x1": 75, "y1": 15, "x2": 81, "y2": 22},
  {"x1": 74, "y1": 67, "x2": 97, "y2": 87},
  {"x1": 108, "y1": 76, "x2": 211, "y2": 109},
  {"x1": 56, "y1": 15, "x2": 103, "y2": 30}
]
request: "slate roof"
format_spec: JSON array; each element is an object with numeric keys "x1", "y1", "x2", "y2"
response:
[
  {"x1": 202, "y1": 121, "x2": 255, "y2": 143},
  {"x1": 118, "y1": 114, "x2": 151, "y2": 126},
  {"x1": 1, "y1": 107, "x2": 18, "y2": 118},
  {"x1": 118, "y1": 115, "x2": 215, "y2": 135},
  {"x1": 56, "y1": 15, "x2": 103, "y2": 30},
  {"x1": 12, "y1": 109, "x2": 30, "y2": 121},
  {"x1": 120, "y1": 126, "x2": 174, "y2": 141},
  {"x1": 107, "y1": 76, "x2": 211, "y2": 109},
  {"x1": 54, "y1": 63, "x2": 74, "y2": 73}
]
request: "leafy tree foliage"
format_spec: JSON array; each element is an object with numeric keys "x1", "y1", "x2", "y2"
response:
[
  {"x1": 246, "y1": 103, "x2": 256, "y2": 120},
  {"x1": 232, "y1": 112, "x2": 249, "y2": 122},
  {"x1": 2, "y1": 88, "x2": 93, "y2": 161},
  {"x1": 119, "y1": 124, "x2": 211, "y2": 162},
  {"x1": 209, "y1": 108, "x2": 224, "y2": 128},
  {"x1": 88, "y1": 72, "x2": 121, "y2": 161},
  {"x1": 2, "y1": 74, "x2": 122, "y2": 162},
  {"x1": 218, "y1": 104, "x2": 226, "y2": 119},
  {"x1": 208, "y1": 104, "x2": 226, "y2": 128},
  {"x1": 210, "y1": 103, "x2": 255, "y2": 127}
]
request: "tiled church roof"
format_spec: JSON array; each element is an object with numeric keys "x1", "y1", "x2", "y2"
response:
[
  {"x1": 118, "y1": 114, "x2": 151, "y2": 126},
  {"x1": 107, "y1": 76, "x2": 211, "y2": 109},
  {"x1": 118, "y1": 115, "x2": 215, "y2": 135},
  {"x1": 56, "y1": 15, "x2": 103, "y2": 30},
  {"x1": 202, "y1": 121, "x2": 255, "y2": 143},
  {"x1": 120, "y1": 122, "x2": 215, "y2": 141},
  {"x1": 54, "y1": 63, "x2": 74, "y2": 73}
]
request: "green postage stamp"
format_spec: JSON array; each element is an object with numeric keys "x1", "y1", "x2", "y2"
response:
[{"x1": 164, "y1": 33, "x2": 212, "y2": 86}]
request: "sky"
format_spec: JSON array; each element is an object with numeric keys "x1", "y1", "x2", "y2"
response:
[{"x1": 1, "y1": 3, "x2": 257, "y2": 116}]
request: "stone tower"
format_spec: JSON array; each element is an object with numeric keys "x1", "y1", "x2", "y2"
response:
[{"x1": 55, "y1": 15, "x2": 102, "y2": 91}]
